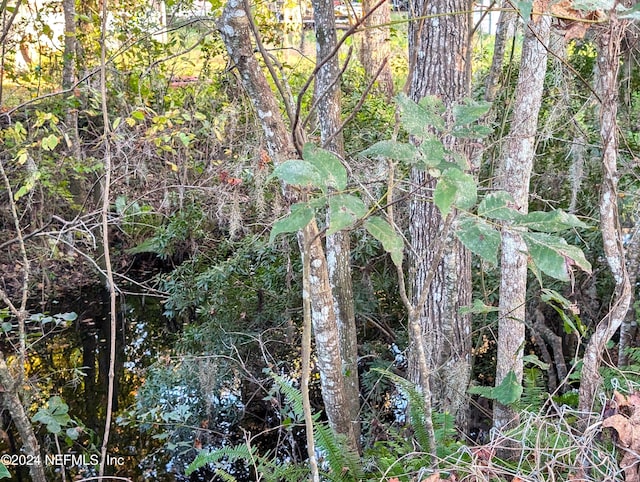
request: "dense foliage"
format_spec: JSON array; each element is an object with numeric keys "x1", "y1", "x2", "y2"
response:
[{"x1": 0, "y1": 0, "x2": 639, "y2": 481}]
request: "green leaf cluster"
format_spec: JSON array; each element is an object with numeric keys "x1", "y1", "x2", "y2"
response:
[
  {"x1": 468, "y1": 371, "x2": 523, "y2": 406},
  {"x1": 32, "y1": 396, "x2": 76, "y2": 437}
]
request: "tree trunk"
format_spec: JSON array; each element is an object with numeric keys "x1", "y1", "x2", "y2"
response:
[
  {"x1": 62, "y1": 0, "x2": 77, "y2": 92},
  {"x1": 312, "y1": 0, "x2": 361, "y2": 451},
  {"x1": 493, "y1": 12, "x2": 551, "y2": 431},
  {"x1": 483, "y1": 0, "x2": 516, "y2": 103},
  {"x1": 618, "y1": 222, "x2": 640, "y2": 366},
  {"x1": 407, "y1": 0, "x2": 472, "y2": 432},
  {"x1": 361, "y1": 0, "x2": 394, "y2": 98},
  {"x1": 0, "y1": 352, "x2": 46, "y2": 482},
  {"x1": 218, "y1": 0, "x2": 359, "y2": 452},
  {"x1": 578, "y1": 7, "x2": 632, "y2": 416}
]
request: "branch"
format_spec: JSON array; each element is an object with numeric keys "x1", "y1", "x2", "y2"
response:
[
  {"x1": 98, "y1": 0, "x2": 118, "y2": 475},
  {"x1": 292, "y1": 0, "x2": 389, "y2": 139}
]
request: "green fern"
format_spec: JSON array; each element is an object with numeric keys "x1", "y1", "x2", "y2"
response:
[
  {"x1": 372, "y1": 368, "x2": 431, "y2": 452},
  {"x1": 185, "y1": 443, "x2": 255, "y2": 477},
  {"x1": 214, "y1": 468, "x2": 238, "y2": 482},
  {"x1": 520, "y1": 367, "x2": 547, "y2": 412},
  {"x1": 268, "y1": 371, "x2": 306, "y2": 421},
  {"x1": 315, "y1": 422, "x2": 363, "y2": 481},
  {"x1": 621, "y1": 346, "x2": 640, "y2": 367}
]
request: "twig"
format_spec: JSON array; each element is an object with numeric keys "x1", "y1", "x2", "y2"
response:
[
  {"x1": 322, "y1": 56, "x2": 389, "y2": 150},
  {"x1": 291, "y1": 0, "x2": 389, "y2": 142},
  {"x1": 98, "y1": 0, "x2": 118, "y2": 476}
]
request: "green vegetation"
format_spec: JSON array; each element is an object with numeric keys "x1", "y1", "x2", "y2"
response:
[{"x1": 0, "y1": 0, "x2": 639, "y2": 480}]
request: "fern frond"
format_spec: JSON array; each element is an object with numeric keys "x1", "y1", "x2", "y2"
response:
[
  {"x1": 268, "y1": 371, "x2": 305, "y2": 421},
  {"x1": 521, "y1": 367, "x2": 547, "y2": 412},
  {"x1": 315, "y1": 422, "x2": 363, "y2": 481},
  {"x1": 372, "y1": 368, "x2": 431, "y2": 452},
  {"x1": 214, "y1": 468, "x2": 238, "y2": 482},
  {"x1": 261, "y1": 462, "x2": 309, "y2": 482},
  {"x1": 186, "y1": 444, "x2": 255, "y2": 476}
]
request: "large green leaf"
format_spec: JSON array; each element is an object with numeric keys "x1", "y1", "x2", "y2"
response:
[
  {"x1": 517, "y1": 210, "x2": 588, "y2": 232},
  {"x1": 360, "y1": 140, "x2": 418, "y2": 163},
  {"x1": 417, "y1": 135, "x2": 446, "y2": 168},
  {"x1": 302, "y1": 143, "x2": 347, "y2": 191},
  {"x1": 327, "y1": 194, "x2": 367, "y2": 235},
  {"x1": 468, "y1": 370, "x2": 523, "y2": 405},
  {"x1": 459, "y1": 298, "x2": 500, "y2": 315},
  {"x1": 514, "y1": 0, "x2": 533, "y2": 20},
  {"x1": 455, "y1": 215, "x2": 501, "y2": 265},
  {"x1": 477, "y1": 191, "x2": 523, "y2": 222},
  {"x1": 32, "y1": 396, "x2": 71, "y2": 435},
  {"x1": 269, "y1": 203, "x2": 314, "y2": 243},
  {"x1": 364, "y1": 216, "x2": 404, "y2": 267},
  {"x1": 397, "y1": 93, "x2": 445, "y2": 136},
  {"x1": 434, "y1": 168, "x2": 477, "y2": 217},
  {"x1": 270, "y1": 160, "x2": 322, "y2": 189},
  {"x1": 417, "y1": 95, "x2": 446, "y2": 126},
  {"x1": 451, "y1": 124, "x2": 494, "y2": 139},
  {"x1": 453, "y1": 100, "x2": 491, "y2": 126},
  {"x1": 522, "y1": 232, "x2": 592, "y2": 281},
  {"x1": 619, "y1": 2, "x2": 640, "y2": 19}
]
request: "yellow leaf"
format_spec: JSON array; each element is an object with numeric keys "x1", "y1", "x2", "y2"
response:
[{"x1": 165, "y1": 161, "x2": 178, "y2": 172}]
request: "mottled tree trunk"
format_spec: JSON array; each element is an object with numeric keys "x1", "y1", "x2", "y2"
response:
[
  {"x1": 62, "y1": 0, "x2": 77, "y2": 92},
  {"x1": 219, "y1": 0, "x2": 359, "y2": 452},
  {"x1": 0, "y1": 155, "x2": 46, "y2": 482},
  {"x1": 618, "y1": 223, "x2": 640, "y2": 366},
  {"x1": 493, "y1": 13, "x2": 551, "y2": 431},
  {"x1": 361, "y1": 0, "x2": 394, "y2": 98},
  {"x1": 312, "y1": 0, "x2": 361, "y2": 451},
  {"x1": 407, "y1": 0, "x2": 472, "y2": 432},
  {"x1": 578, "y1": 7, "x2": 632, "y2": 416},
  {"x1": 483, "y1": 0, "x2": 516, "y2": 103}
]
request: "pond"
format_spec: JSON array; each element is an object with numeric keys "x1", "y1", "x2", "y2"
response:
[{"x1": 2, "y1": 285, "x2": 185, "y2": 481}]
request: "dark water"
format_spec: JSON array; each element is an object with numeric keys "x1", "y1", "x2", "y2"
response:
[{"x1": 1, "y1": 285, "x2": 179, "y2": 481}]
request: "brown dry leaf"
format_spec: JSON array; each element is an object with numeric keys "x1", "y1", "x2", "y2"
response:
[
  {"x1": 614, "y1": 390, "x2": 629, "y2": 408},
  {"x1": 421, "y1": 474, "x2": 444, "y2": 482},
  {"x1": 549, "y1": 0, "x2": 594, "y2": 40},
  {"x1": 628, "y1": 391, "x2": 640, "y2": 407},
  {"x1": 551, "y1": 0, "x2": 580, "y2": 19},
  {"x1": 532, "y1": 0, "x2": 549, "y2": 22},
  {"x1": 563, "y1": 22, "x2": 589, "y2": 40},
  {"x1": 603, "y1": 414, "x2": 634, "y2": 447}
]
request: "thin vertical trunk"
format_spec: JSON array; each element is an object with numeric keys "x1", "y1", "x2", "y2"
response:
[
  {"x1": 578, "y1": 7, "x2": 632, "y2": 416},
  {"x1": 62, "y1": 0, "x2": 76, "y2": 92},
  {"x1": 312, "y1": 0, "x2": 361, "y2": 451},
  {"x1": 0, "y1": 141, "x2": 46, "y2": 482},
  {"x1": 361, "y1": 0, "x2": 394, "y2": 98},
  {"x1": 407, "y1": 0, "x2": 472, "y2": 432},
  {"x1": 618, "y1": 222, "x2": 640, "y2": 366},
  {"x1": 219, "y1": 0, "x2": 359, "y2": 452},
  {"x1": 483, "y1": 0, "x2": 516, "y2": 103},
  {"x1": 493, "y1": 13, "x2": 551, "y2": 430}
]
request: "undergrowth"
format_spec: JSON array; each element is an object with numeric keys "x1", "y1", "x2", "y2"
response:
[{"x1": 182, "y1": 367, "x2": 623, "y2": 482}]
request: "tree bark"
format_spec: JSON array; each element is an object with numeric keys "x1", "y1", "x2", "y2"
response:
[
  {"x1": 493, "y1": 12, "x2": 551, "y2": 431},
  {"x1": 312, "y1": 0, "x2": 361, "y2": 451},
  {"x1": 578, "y1": 7, "x2": 632, "y2": 416},
  {"x1": 407, "y1": 0, "x2": 472, "y2": 431},
  {"x1": 618, "y1": 222, "x2": 640, "y2": 366},
  {"x1": 361, "y1": 0, "x2": 394, "y2": 98},
  {"x1": 218, "y1": 0, "x2": 359, "y2": 452},
  {"x1": 0, "y1": 374, "x2": 46, "y2": 482},
  {"x1": 483, "y1": 0, "x2": 516, "y2": 103},
  {"x1": 0, "y1": 160, "x2": 46, "y2": 482}
]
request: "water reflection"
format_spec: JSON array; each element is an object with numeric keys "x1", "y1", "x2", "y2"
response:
[{"x1": 1, "y1": 285, "x2": 177, "y2": 481}]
